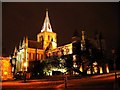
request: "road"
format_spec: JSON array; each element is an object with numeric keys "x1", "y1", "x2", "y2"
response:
[{"x1": 1, "y1": 73, "x2": 120, "y2": 90}]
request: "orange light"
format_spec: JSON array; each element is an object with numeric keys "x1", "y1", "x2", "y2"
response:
[
  {"x1": 87, "y1": 69, "x2": 91, "y2": 74},
  {"x1": 23, "y1": 62, "x2": 27, "y2": 67},
  {"x1": 79, "y1": 65, "x2": 83, "y2": 72},
  {"x1": 100, "y1": 67, "x2": 103, "y2": 74},
  {"x1": 106, "y1": 64, "x2": 109, "y2": 73},
  {"x1": 4, "y1": 71, "x2": 8, "y2": 75}
]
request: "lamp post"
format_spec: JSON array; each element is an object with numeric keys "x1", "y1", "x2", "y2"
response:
[
  {"x1": 89, "y1": 48, "x2": 93, "y2": 75},
  {"x1": 23, "y1": 62, "x2": 28, "y2": 83},
  {"x1": 64, "y1": 74, "x2": 67, "y2": 88},
  {"x1": 112, "y1": 49, "x2": 117, "y2": 81},
  {"x1": 112, "y1": 49, "x2": 119, "y2": 90}
]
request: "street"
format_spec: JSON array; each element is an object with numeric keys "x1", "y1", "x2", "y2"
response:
[{"x1": 1, "y1": 73, "x2": 120, "y2": 90}]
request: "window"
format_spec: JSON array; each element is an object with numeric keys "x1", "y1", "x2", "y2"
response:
[
  {"x1": 48, "y1": 35, "x2": 50, "y2": 41},
  {"x1": 39, "y1": 36, "x2": 43, "y2": 42},
  {"x1": 33, "y1": 53, "x2": 36, "y2": 60},
  {"x1": 41, "y1": 54, "x2": 43, "y2": 60},
  {"x1": 29, "y1": 53, "x2": 31, "y2": 60},
  {"x1": 37, "y1": 54, "x2": 41, "y2": 60},
  {"x1": 30, "y1": 53, "x2": 33, "y2": 60},
  {"x1": 41, "y1": 36, "x2": 43, "y2": 41},
  {"x1": 37, "y1": 54, "x2": 39, "y2": 60}
]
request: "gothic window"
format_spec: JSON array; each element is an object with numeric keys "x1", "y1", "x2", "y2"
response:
[
  {"x1": 37, "y1": 54, "x2": 41, "y2": 60},
  {"x1": 31, "y1": 53, "x2": 32, "y2": 60},
  {"x1": 39, "y1": 54, "x2": 41, "y2": 60},
  {"x1": 32, "y1": 53, "x2": 35, "y2": 60},
  {"x1": 33, "y1": 53, "x2": 36, "y2": 60},
  {"x1": 66, "y1": 48, "x2": 69, "y2": 54},
  {"x1": 48, "y1": 35, "x2": 50, "y2": 41},
  {"x1": 37, "y1": 53, "x2": 39, "y2": 60},
  {"x1": 39, "y1": 37, "x2": 41, "y2": 42},
  {"x1": 29, "y1": 53, "x2": 31, "y2": 60},
  {"x1": 48, "y1": 23, "x2": 50, "y2": 29},
  {"x1": 32, "y1": 53, "x2": 34, "y2": 60},
  {"x1": 40, "y1": 36, "x2": 43, "y2": 42},
  {"x1": 41, "y1": 54, "x2": 43, "y2": 59},
  {"x1": 51, "y1": 38, "x2": 53, "y2": 42}
]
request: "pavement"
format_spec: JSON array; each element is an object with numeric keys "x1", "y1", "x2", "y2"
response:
[{"x1": 1, "y1": 72, "x2": 120, "y2": 90}]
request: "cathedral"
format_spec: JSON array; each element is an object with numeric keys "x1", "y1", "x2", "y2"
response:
[
  {"x1": 11, "y1": 9, "x2": 109, "y2": 76},
  {"x1": 11, "y1": 10, "x2": 57, "y2": 73}
]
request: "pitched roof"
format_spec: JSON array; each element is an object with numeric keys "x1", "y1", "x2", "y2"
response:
[{"x1": 28, "y1": 40, "x2": 43, "y2": 49}]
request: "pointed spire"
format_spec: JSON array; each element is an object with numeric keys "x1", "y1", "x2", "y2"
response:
[
  {"x1": 46, "y1": 8, "x2": 48, "y2": 18},
  {"x1": 41, "y1": 9, "x2": 53, "y2": 32},
  {"x1": 25, "y1": 36, "x2": 28, "y2": 48},
  {"x1": 19, "y1": 40, "x2": 22, "y2": 49},
  {"x1": 14, "y1": 46, "x2": 17, "y2": 55},
  {"x1": 25, "y1": 36, "x2": 28, "y2": 43},
  {"x1": 81, "y1": 30, "x2": 85, "y2": 41},
  {"x1": 22, "y1": 37, "x2": 25, "y2": 47}
]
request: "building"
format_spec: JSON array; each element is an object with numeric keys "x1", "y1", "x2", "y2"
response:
[
  {"x1": 11, "y1": 9, "x2": 109, "y2": 76},
  {"x1": 11, "y1": 9, "x2": 57, "y2": 75},
  {"x1": 0, "y1": 56, "x2": 12, "y2": 80}
]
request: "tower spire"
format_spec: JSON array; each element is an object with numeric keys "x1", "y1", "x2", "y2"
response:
[
  {"x1": 41, "y1": 9, "x2": 53, "y2": 32},
  {"x1": 14, "y1": 46, "x2": 17, "y2": 55},
  {"x1": 19, "y1": 40, "x2": 22, "y2": 49},
  {"x1": 46, "y1": 8, "x2": 48, "y2": 17}
]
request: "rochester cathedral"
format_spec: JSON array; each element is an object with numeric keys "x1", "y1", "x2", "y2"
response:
[{"x1": 11, "y1": 10, "x2": 109, "y2": 76}]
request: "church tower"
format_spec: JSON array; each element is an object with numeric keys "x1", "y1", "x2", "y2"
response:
[
  {"x1": 81, "y1": 30, "x2": 86, "y2": 51},
  {"x1": 72, "y1": 30, "x2": 81, "y2": 55},
  {"x1": 37, "y1": 9, "x2": 57, "y2": 50}
]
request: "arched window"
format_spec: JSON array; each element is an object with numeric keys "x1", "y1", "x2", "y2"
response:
[
  {"x1": 48, "y1": 35, "x2": 50, "y2": 41},
  {"x1": 40, "y1": 36, "x2": 43, "y2": 42}
]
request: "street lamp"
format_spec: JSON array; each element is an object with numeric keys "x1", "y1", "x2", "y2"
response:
[
  {"x1": 112, "y1": 49, "x2": 117, "y2": 81},
  {"x1": 89, "y1": 48, "x2": 93, "y2": 75}
]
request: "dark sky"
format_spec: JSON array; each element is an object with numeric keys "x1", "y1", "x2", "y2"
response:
[{"x1": 2, "y1": 2, "x2": 119, "y2": 56}]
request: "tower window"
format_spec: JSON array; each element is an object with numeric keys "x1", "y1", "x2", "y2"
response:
[
  {"x1": 29, "y1": 53, "x2": 31, "y2": 60},
  {"x1": 48, "y1": 35, "x2": 50, "y2": 41},
  {"x1": 39, "y1": 36, "x2": 43, "y2": 42}
]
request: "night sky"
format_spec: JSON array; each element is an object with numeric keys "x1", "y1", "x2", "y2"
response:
[{"x1": 2, "y1": 2, "x2": 119, "y2": 56}]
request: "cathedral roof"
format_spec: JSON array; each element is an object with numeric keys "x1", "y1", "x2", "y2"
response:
[
  {"x1": 28, "y1": 40, "x2": 43, "y2": 49},
  {"x1": 41, "y1": 9, "x2": 53, "y2": 32}
]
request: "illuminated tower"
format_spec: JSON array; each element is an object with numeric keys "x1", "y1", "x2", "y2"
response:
[
  {"x1": 12, "y1": 46, "x2": 17, "y2": 73},
  {"x1": 13, "y1": 46, "x2": 17, "y2": 57},
  {"x1": 81, "y1": 30, "x2": 86, "y2": 51},
  {"x1": 37, "y1": 9, "x2": 57, "y2": 50},
  {"x1": 72, "y1": 30, "x2": 81, "y2": 74},
  {"x1": 72, "y1": 30, "x2": 81, "y2": 55},
  {"x1": 22, "y1": 36, "x2": 28, "y2": 71}
]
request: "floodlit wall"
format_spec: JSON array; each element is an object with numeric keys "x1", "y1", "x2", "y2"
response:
[{"x1": 0, "y1": 57, "x2": 12, "y2": 80}]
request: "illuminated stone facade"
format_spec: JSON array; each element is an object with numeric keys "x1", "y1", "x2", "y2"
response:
[
  {"x1": 11, "y1": 10, "x2": 57, "y2": 73},
  {"x1": 11, "y1": 10, "x2": 108, "y2": 76},
  {"x1": 46, "y1": 43, "x2": 72, "y2": 58},
  {"x1": 0, "y1": 57, "x2": 12, "y2": 80}
]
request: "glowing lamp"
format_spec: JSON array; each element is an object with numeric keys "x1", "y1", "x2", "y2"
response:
[
  {"x1": 4, "y1": 71, "x2": 8, "y2": 75},
  {"x1": 100, "y1": 67, "x2": 103, "y2": 74},
  {"x1": 79, "y1": 65, "x2": 83, "y2": 72},
  {"x1": 23, "y1": 62, "x2": 27, "y2": 67},
  {"x1": 106, "y1": 64, "x2": 109, "y2": 73}
]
